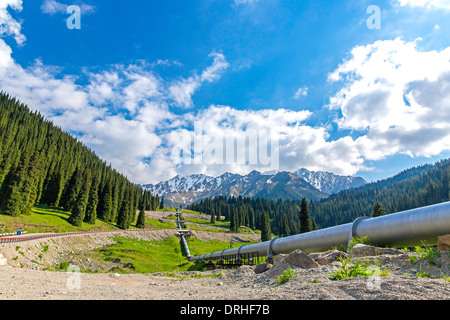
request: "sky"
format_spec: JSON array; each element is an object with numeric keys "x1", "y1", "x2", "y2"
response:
[{"x1": 1, "y1": 0, "x2": 450, "y2": 184}]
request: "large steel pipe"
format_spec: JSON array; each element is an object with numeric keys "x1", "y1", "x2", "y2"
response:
[{"x1": 190, "y1": 201, "x2": 450, "y2": 262}]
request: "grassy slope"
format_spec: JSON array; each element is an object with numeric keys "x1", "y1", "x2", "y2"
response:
[
  {"x1": 0, "y1": 205, "x2": 261, "y2": 273},
  {"x1": 0, "y1": 205, "x2": 121, "y2": 234}
]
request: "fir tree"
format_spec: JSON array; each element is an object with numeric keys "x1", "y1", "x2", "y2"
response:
[
  {"x1": 136, "y1": 201, "x2": 146, "y2": 229},
  {"x1": 299, "y1": 197, "x2": 312, "y2": 234},
  {"x1": 210, "y1": 206, "x2": 216, "y2": 224},
  {"x1": 84, "y1": 175, "x2": 99, "y2": 224},
  {"x1": 261, "y1": 211, "x2": 272, "y2": 242},
  {"x1": 372, "y1": 201, "x2": 386, "y2": 218}
]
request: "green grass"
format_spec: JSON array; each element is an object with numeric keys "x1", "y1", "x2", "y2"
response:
[
  {"x1": 0, "y1": 205, "x2": 121, "y2": 234},
  {"x1": 92, "y1": 236, "x2": 257, "y2": 273},
  {"x1": 145, "y1": 217, "x2": 176, "y2": 229}
]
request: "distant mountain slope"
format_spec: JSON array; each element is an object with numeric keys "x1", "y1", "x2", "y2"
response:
[
  {"x1": 294, "y1": 168, "x2": 368, "y2": 195},
  {"x1": 310, "y1": 159, "x2": 450, "y2": 229},
  {"x1": 142, "y1": 168, "x2": 367, "y2": 206}
]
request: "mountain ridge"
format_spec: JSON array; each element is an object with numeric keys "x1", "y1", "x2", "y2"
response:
[{"x1": 142, "y1": 168, "x2": 368, "y2": 206}]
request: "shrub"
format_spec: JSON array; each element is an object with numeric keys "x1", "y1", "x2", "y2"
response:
[{"x1": 276, "y1": 267, "x2": 296, "y2": 285}]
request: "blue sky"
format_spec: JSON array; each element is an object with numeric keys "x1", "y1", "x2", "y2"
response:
[{"x1": 1, "y1": 0, "x2": 450, "y2": 184}]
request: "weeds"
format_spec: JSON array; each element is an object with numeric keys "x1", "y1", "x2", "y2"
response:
[
  {"x1": 275, "y1": 267, "x2": 296, "y2": 285},
  {"x1": 329, "y1": 256, "x2": 390, "y2": 281}
]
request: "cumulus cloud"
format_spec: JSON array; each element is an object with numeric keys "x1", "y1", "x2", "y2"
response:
[
  {"x1": 169, "y1": 52, "x2": 229, "y2": 108},
  {"x1": 41, "y1": 0, "x2": 96, "y2": 15},
  {"x1": 396, "y1": 0, "x2": 450, "y2": 9},
  {"x1": 0, "y1": 0, "x2": 25, "y2": 45},
  {"x1": 328, "y1": 37, "x2": 450, "y2": 161}
]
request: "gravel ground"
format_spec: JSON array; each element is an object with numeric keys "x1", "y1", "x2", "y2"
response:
[{"x1": 1, "y1": 252, "x2": 449, "y2": 300}]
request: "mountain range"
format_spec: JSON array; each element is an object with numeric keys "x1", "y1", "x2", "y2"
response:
[{"x1": 142, "y1": 169, "x2": 367, "y2": 207}]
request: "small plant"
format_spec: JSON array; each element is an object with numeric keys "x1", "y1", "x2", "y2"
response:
[
  {"x1": 348, "y1": 236, "x2": 374, "y2": 250},
  {"x1": 415, "y1": 265, "x2": 431, "y2": 278},
  {"x1": 312, "y1": 279, "x2": 321, "y2": 283},
  {"x1": 409, "y1": 255, "x2": 418, "y2": 264},
  {"x1": 329, "y1": 256, "x2": 389, "y2": 281},
  {"x1": 414, "y1": 242, "x2": 441, "y2": 266},
  {"x1": 440, "y1": 272, "x2": 450, "y2": 282},
  {"x1": 329, "y1": 257, "x2": 370, "y2": 281},
  {"x1": 276, "y1": 267, "x2": 296, "y2": 285}
]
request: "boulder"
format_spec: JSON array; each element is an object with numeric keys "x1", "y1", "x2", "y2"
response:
[
  {"x1": 349, "y1": 244, "x2": 404, "y2": 257},
  {"x1": 438, "y1": 235, "x2": 450, "y2": 251},
  {"x1": 282, "y1": 250, "x2": 319, "y2": 269},
  {"x1": 308, "y1": 250, "x2": 348, "y2": 265},
  {"x1": 254, "y1": 263, "x2": 272, "y2": 274}
]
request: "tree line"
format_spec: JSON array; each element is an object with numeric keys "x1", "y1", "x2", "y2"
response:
[
  {"x1": 310, "y1": 159, "x2": 450, "y2": 228},
  {"x1": 188, "y1": 195, "x2": 316, "y2": 241},
  {"x1": 0, "y1": 92, "x2": 160, "y2": 229}
]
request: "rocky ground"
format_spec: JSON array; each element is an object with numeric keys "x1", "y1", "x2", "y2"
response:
[{"x1": 1, "y1": 237, "x2": 449, "y2": 300}]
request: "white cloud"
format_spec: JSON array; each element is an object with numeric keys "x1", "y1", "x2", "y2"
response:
[
  {"x1": 397, "y1": 0, "x2": 450, "y2": 9},
  {"x1": 41, "y1": 0, "x2": 95, "y2": 15},
  {"x1": 0, "y1": 0, "x2": 25, "y2": 45},
  {"x1": 329, "y1": 37, "x2": 450, "y2": 161},
  {"x1": 294, "y1": 87, "x2": 308, "y2": 99},
  {"x1": 169, "y1": 52, "x2": 229, "y2": 108},
  {"x1": 234, "y1": 0, "x2": 259, "y2": 5}
]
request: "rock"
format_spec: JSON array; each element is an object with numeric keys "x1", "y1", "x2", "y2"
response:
[
  {"x1": 349, "y1": 244, "x2": 404, "y2": 257},
  {"x1": 112, "y1": 258, "x2": 121, "y2": 264},
  {"x1": 308, "y1": 250, "x2": 348, "y2": 265},
  {"x1": 254, "y1": 263, "x2": 272, "y2": 274},
  {"x1": 282, "y1": 250, "x2": 319, "y2": 269},
  {"x1": 438, "y1": 235, "x2": 450, "y2": 251}
]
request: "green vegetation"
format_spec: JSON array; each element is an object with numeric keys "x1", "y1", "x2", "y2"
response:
[
  {"x1": 89, "y1": 236, "x2": 258, "y2": 274},
  {"x1": 0, "y1": 92, "x2": 160, "y2": 229},
  {"x1": 275, "y1": 267, "x2": 296, "y2": 285},
  {"x1": 0, "y1": 205, "x2": 120, "y2": 234},
  {"x1": 328, "y1": 256, "x2": 390, "y2": 281},
  {"x1": 311, "y1": 159, "x2": 450, "y2": 228},
  {"x1": 414, "y1": 243, "x2": 441, "y2": 266},
  {"x1": 348, "y1": 236, "x2": 374, "y2": 250}
]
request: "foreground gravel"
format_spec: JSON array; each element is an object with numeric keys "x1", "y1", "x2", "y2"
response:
[{"x1": 1, "y1": 260, "x2": 449, "y2": 300}]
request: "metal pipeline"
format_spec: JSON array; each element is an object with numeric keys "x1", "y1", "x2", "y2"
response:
[
  {"x1": 189, "y1": 201, "x2": 450, "y2": 262},
  {"x1": 180, "y1": 234, "x2": 192, "y2": 258}
]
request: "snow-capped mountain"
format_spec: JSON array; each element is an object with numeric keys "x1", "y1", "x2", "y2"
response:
[
  {"x1": 294, "y1": 168, "x2": 368, "y2": 195},
  {"x1": 142, "y1": 168, "x2": 367, "y2": 207}
]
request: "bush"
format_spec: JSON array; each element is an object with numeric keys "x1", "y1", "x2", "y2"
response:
[{"x1": 328, "y1": 256, "x2": 390, "y2": 281}]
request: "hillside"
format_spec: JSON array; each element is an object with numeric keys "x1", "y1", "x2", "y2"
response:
[
  {"x1": 310, "y1": 159, "x2": 450, "y2": 228},
  {"x1": 0, "y1": 93, "x2": 158, "y2": 230}
]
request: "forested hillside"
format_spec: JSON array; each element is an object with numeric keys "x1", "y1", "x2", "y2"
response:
[
  {"x1": 0, "y1": 92, "x2": 159, "y2": 228},
  {"x1": 189, "y1": 159, "x2": 450, "y2": 236},
  {"x1": 310, "y1": 159, "x2": 450, "y2": 228},
  {"x1": 188, "y1": 195, "x2": 315, "y2": 238}
]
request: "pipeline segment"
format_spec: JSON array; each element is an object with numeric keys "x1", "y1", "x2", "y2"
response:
[{"x1": 190, "y1": 201, "x2": 450, "y2": 262}]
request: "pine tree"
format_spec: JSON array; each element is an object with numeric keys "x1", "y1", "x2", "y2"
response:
[
  {"x1": 230, "y1": 207, "x2": 238, "y2": 233},
  {"x1": 117, "y1": 191, "x2": 131, "y2": 230},
  {"x1": 261, "y1": 211, "x2": 272, "y2": 242},
  {"x1": 299, "y1": 197, "x2": 312, "y2": 234},
  {"x1": 68, "y1": 171, "x2": 91, "y2": 227},
  {"x1": 98, "y1": 179, "x2": 113, "y2": 221},
  {"x1": 136, "y1": 201, "x2": 146, "y2": 229},
  {"x1": 210, "y1": 206, "x2": 216, "y2": 224},
  {"x1": 84, "y1": 175, "x2": 99, "y2": 224},
  {"x1": 159, "y1": 196, "x2": 165, "y2": 210},
  {"x1": 372, "y1": 201, "x2": 386, "y2": 218}
]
